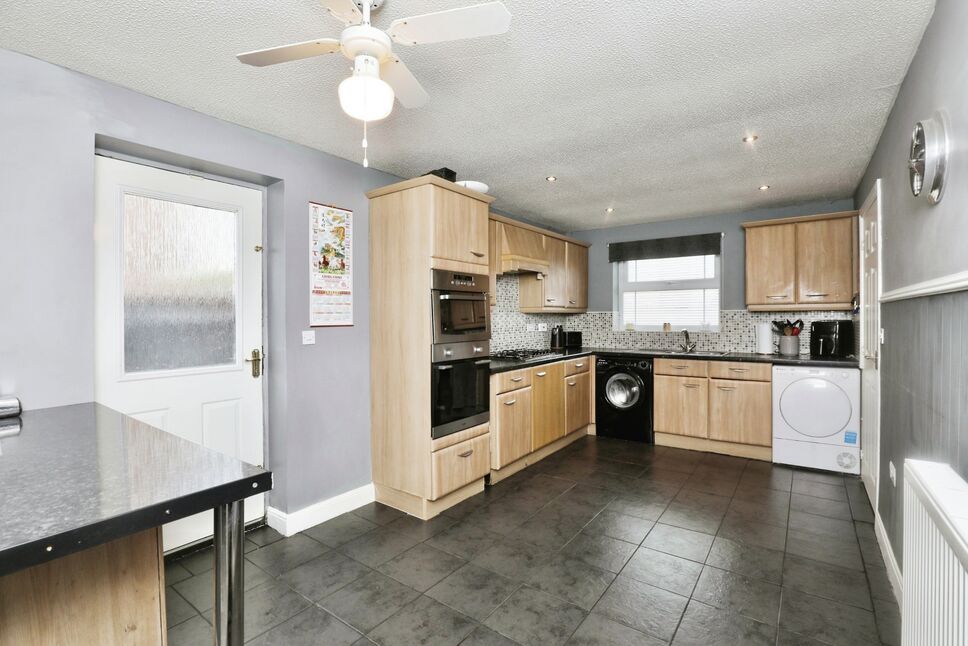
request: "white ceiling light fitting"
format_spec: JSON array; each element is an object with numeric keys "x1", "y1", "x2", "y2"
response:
[
  {"x1": 605, "y1": 207, "x2": 614, "y2": 213},
  {"x1": 546, "y1": 176, "x2": 557, "y2": 182},
  {"x1": 238, "y1": 0, "x2": 512, "y2": 167},
  {"x1": 758, "y1": 185, "x2": 770, "y2": 191},
  {"x1": 743, "y1": 135, "x2": 758, "y2": 143}
]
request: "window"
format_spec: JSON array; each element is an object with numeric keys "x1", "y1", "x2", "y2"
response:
[{"x1": 616, "y1": 253, "x2": 721, "y2": 331}]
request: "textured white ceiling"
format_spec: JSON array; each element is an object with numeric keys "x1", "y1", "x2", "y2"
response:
[{"x1": 0, "y1": 0, "x2": 934, "y2": 230}]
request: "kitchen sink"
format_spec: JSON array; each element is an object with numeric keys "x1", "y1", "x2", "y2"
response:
[{"x1": 665, "y1": 350, "x2": 732, "y2": 357}]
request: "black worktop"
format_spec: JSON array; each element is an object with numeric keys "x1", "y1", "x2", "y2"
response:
[
  {"x1": 0, "y1": 403, "x2": 271, "y2": 576},
  {"x1": 489, "y1": 347, "x2": 859, "y2": 373}
]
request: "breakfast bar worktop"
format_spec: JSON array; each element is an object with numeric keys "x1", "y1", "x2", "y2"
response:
[{"x1": 489, "y1": 347, "x2": 859, "y2": 373}]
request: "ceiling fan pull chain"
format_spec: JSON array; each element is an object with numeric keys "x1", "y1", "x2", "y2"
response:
[{"x1": 362, "y1": 119, "x2": 369, "y2": 168}]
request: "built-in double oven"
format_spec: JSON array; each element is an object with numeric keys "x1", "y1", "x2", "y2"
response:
[{"x1": 431, "y1": 269, "x2": 490, "y2": 439}]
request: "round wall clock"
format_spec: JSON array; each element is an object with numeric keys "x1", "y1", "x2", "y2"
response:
[{"x1": 909, "y1": 112, "x2": 949, "y2": 204}]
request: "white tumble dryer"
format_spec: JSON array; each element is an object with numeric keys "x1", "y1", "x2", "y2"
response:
[{"x1": 772, "y1": 365, "x2": 861, "y2": 474}]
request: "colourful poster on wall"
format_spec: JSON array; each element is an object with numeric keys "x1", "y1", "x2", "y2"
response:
[{"x1": 309, "y1": 202, "x2": 353, "y2": 326}]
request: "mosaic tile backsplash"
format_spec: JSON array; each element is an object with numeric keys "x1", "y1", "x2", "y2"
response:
[{"x1": 491, "y1": 274, "x2": 856, "y2": 355}]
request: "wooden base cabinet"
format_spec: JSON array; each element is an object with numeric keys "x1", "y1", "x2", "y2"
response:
[
  {"x1": 431, "y1": 433, "x2": 491, "y2": 501},
  {"x1": 654, "y1": 375, "x2": 708, "y2": 438},
  {"x1": 564, "y1": 371, "x2": 591, "y2": 433},
  {"x1": 708, "y1": 379, "x2": 772, "y2": 446},
  {"x1": 532, "y1": 362, "x2": 565, "y2": 449},
  {"x1": 492, "y1": 387, "x2": 533, "y2": 469}
]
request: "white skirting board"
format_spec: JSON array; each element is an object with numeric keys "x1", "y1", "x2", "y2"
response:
[
  {"x1": 875, "y1": 511, "x2": 903, "y2": 605},
  {"x1": 267, "y1": 483, "x2": 375, "y2": 537}
]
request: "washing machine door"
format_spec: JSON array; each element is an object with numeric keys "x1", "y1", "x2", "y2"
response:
[
  {"x1": 604, "y1": 371, "x2": 644, "y2": 410},
  {"x1": 779, "y1": 377, "x2": 852, "y2": 438}
]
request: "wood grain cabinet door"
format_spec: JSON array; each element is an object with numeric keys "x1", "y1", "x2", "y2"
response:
[
  {"x1": 654, "y1": 375, "x2": 708, "y2": 438},
  {"x1": 745, "y1": 223, "x2": 796, "y2": 306},
  {"x1": 432, "y1": 187, "x2": 489, "y2": 267},
  {"x1": 708, "y1": 379, "x2": 772, "y2": 446},
  {"x1": 564, "y1": 371, "x2": 591, "y2": 433},
  {"x1": 531, "y1": 362, "x2": 565, "y2": 449},
  {"x1": 796, "y1": 218, "x2": 855, "y2": 305},
  {"x1": 541, "y1": 237, "x2": 567, "y2": 308},
  {"x1": 430, "y1": 433, "x2": 490, "y2": 500},
  {"x1": 492, "y1": 387, "x2": 533, "y2": 468},
  {"x1": 488, "y1": 219, "x2": 501, "y2": 306},
  {"x1": 565, "y1": 242, "x2": 588, "y2": 309}
]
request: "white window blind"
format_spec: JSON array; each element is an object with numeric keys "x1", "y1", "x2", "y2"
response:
[{"x1": 616, "y1": 254, "x2": 721, "y2": 331}]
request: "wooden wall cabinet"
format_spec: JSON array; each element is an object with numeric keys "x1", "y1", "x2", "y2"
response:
[
  {"x1": 432, "y1": 186, "x2": 489, "y2": 268},
  {"x1": 708, "y1": 379, "x2": 772, "y2": 446},
  {"x1": 654, "y1": 375, "x2": 708, "y2": 438},
  {"x1": 531, "y1": 362, "x2": 565, "y2": 450},
  {"x1": 488, "y1": 219, "x2": 501, "y2": 306},
  {"x1": 565, "y1": 242, "x2": 588, "y2": 309},
  {"x1": 743, "y1": 211, "x2": 858, "y2": 311},
  {"x1": 564, "y1": 371, "x2": 591, "y2": 433}
]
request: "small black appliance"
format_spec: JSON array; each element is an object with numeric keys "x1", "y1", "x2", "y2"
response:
[
  {"x1": 564, "y1": 331, "x2": 583, "y2": 348},
  {"x1": 809, "y1": 320, "x2": 856, "y2": 358},
  {"x1": 550, "y1": 325, "x2": 565, "y2": 350},
  {"x1": 595, "y1": 355, "x2": 654, "y2": 443}
]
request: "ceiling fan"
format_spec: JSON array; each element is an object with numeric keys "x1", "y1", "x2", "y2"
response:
[{"x1": 238, "y1": 0, "x2": 512, "y2": 162}]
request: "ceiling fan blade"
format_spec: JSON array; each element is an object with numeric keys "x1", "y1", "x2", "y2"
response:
[
  {"x1": 386, "y1": 1, "x2": 511, "y2": 46},
  {"x1": 321, "y1": 0, "x2": 363, "y2": 25},
  {"x1": 237, "y1": 38, "x2": 341, "y2": 67},
  {"x1": 381, "y1": 55, "x2": 429, "y2": 108}
]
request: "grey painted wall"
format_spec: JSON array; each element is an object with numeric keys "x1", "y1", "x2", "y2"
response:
[
  {"x1": 567, "y1": 199, "x2": 854, "y2": 311},
  {"x1": 0, "y1": 49, "x2": 399, "y2": 513},
  {"x1": 855, "y1": 0, "x2": 967, "y2": 566}
]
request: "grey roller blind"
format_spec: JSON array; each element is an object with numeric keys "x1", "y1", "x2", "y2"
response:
[{"x1": 608, "y1": 233, "x2": 722, "y2": 263}]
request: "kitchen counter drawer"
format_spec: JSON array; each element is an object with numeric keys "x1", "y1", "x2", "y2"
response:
[
  {"x1": 563, "y1": 357, "x2": 591, "y2": 376},
  {"x1": 431, "y1": 433, "x2": 490, "y2": 501},
  {"x1": 655, "y1": 358, "x2": 708, "y2": 378},
  {"x1": 708, "y1": 361, "x2": 771, "y2": 382},
  {"x1": 494, "y1": 368, "x2": 532, "y2": 394}
]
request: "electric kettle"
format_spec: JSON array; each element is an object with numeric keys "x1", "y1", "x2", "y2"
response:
[{"x1": 550, "y1": 325, "x2": 565, "y2": 350}]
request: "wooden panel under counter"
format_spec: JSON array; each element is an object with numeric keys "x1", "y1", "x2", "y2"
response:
[
  {"x1": 707, "y1": 361, "x2": 772, "y2": 382},
  {"x1": 564, "y1": 371, "x2": 591, "y2": 433},
  {"x1": 708, "y1": 379, "x2": 773, "y2": 446},
  {"x1": 563, "y1": 356, "x2": 591, "y2": 376},
  {"x1": 492, "y1": 388, "x2": 533, "y2": 469},
  {"x1": 431, "y1": 433, "x2": 491, "y2": 501},
  {"x1": 654, "y1": 358, "x2": 708, "y2": 378},
  {"x1": 654, "y1": 375, "x2": 708, "y2": 438},
  {"x1": 494, "y1": 368, "x2": 532, "y2": 394},
  {"x1": 531, "y1": 362, "x2": 565, "y2": 450}
]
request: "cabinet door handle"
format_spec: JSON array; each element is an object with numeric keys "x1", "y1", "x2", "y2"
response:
[
  {"x1": 504, "y1": 399, "x2": 516, "y2": 406},
  {"x1": 569, "y1": 300, "x2": 577, "y2": 305},
  {"x1": 510, "y1": 377, "x2": 524, "y2": 382},
  {"x1": 574, "y1": 363, "x2": 584, "y2": 368},
  {"x1": 728, "y1": 368, "x2": 749, "y2": 373},
  {"x1": 458, "y1": 449, "x2": 474, "y2": 458},
  {"x1": 717, "y1": 386, "x2": 736, "y2": 392},
  {"x1": 683, "y1": 383, "x2": 701, "y2": 389},
  {"x1": 567, "y1": 381, "x2": 577, "y2": 387},
  {"x1": 470, "y1": 251, "x2": 485, "y2": 258},
  {"x1": 536, "y1": 371, "x2": 547, "y2": 377},
  {"x1": 672, "y1": 365, "x2": 689, "y2": 369},
  {"x1": 767, "y1": 294, "x2": 788, "y2": 299},
  {"x1": 806, "y1": 292, "x2": 829, "y2": 297},
  {"x1": 546, "y1": 298, "x2": 556, "y2": 303}
]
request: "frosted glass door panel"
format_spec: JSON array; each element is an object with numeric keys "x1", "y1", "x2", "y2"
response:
[{"x1": 122, "y1": 194, "x2": 238, "y2": 373}]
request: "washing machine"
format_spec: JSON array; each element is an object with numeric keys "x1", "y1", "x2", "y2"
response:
[
  {"x1": 595, "y1": 356, "x2": 654, "y2": 443},
  {"x1": 772, "y1": 365, "x2": 860, "y2": 474}
]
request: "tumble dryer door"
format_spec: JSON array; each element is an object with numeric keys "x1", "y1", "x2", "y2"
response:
[{"x1": 778, "y1": 377, "x2": 852, "y2": 439}]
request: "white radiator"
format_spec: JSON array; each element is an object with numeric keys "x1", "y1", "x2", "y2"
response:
[{"x1": 903, "y1": 460, "x2": 968, "y2": 645}]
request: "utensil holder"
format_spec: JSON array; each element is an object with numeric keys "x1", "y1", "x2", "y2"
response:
[{"x1": 778, "y1": 336, "x2": 800, "y2": 357}]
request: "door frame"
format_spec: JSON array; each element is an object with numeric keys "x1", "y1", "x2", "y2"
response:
[
  {"x1": 94, "y1": 148, "x2": 272, "y2": 532},
  {"x1": 858, "y1": 179, "x2": 882, "y2": 506}
]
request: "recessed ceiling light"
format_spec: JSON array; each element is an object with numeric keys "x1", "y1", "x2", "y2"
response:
[
  {"x1": 545, "y1": 176, "x2": 557, "y2": 182},
  {"x1": 758, "y1": 185, "x2": 770, "y2": 191},
  {"x1": 605, "y1": 207, "x2": 614, "y2": 213},
  {"x1": 743, "y1": 135, "x2": 759, "y2": 143}
]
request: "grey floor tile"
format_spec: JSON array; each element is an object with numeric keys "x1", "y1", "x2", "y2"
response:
[
  {"x1": 782, "y1": 554, "x2": 873, "y2": 610},
  {"x1": 459, "y1": 625, "x2": 520, "y2": 646},
  {"x1": 244, "y1": 579, "x2": 312, "y2": 640},
  {"x1": 527, "y1": 554, "x2": 616, "y2": 611},
  {"x1": 778, "y1": 588, "x2": 880, "y2": 646},
  {"x1": 691, "y1": 565, "x2": 781, "y2": 626},
  {"x1": 247, "y1": 533, "x2": 329, "y2": 576},
  {"x1": 732, "y1": 483, "x2": 792, "y2": 505},
  {"x1": 738, "y1": 467, "x2": 793, "y2": 492},
  {"x1": 473, "y1": 535, "x2": 554, "y2": 582},
  {"x1": 167, "y1": 614, "x2": 211, "y2": 646},
  {"x1": 717, "y1": 513, "x2": 787, "y2": 551},
  {"x1": 320, "y1": 571, "x2": 421, "y2": 633},
  {"x1": 165, "y1": 587, "x2": 197, "y2": 628},
  {"x1": 874, "y1": 597, "x2": 901, "y2": 646},
  {"x1": 792, "y1": 470, "x2": 844, "y2": 487},
  {"x1": 506, "y1": 513, "x2": 585, "y2": 551},
  {"x1": 866, "y1": 564, "x2": 897, "y2": 603},
  {"x1": 555, "y1": 484, "x2": 618, "y2": 514},
  {"x1": 705, "y1": 537, "x2": 784, "y2": 584},
  {"x1": 562, "y1": 532, "x2": 637, "y2": 573},
  {"x1": 726, "y1": 495, "x2": 789, "y2": 527},
  {"x1": 427, "y1": 563, "x2": 520, "y2": 620},
  {"x1": 566, "y1": 612, "x2": 666, "y2": 646},
  {"x1": 579, "y1": 471, "x2": 641, "y2": 495},
  {"x1": 165, "y1": 560, "x2": 192, "y2": 586},
  {"x1": 352, "y1": 501, "x2": 407, "y2": 526},
  {"x1": 178, "y1": 546, "x2": 214, "y2": 575},
  {"x1": 622, "y1": 547, "x2": 702, "y2": 597},
  {"x1": 441, "y1": 491, "x2": 491, "y2": 520},
  {"x1": 368, "y1": 595, "x2": 477, "y2": 646},
  {"x1": 462, "y1": 501, "x2": 534, "y2": 536},
  {"x1": 593, "y1": 459, "x2": 648, "y2": 479},
  {"x1": 785, "y1": 526, "x2": 864, "y2": 571},
  {"x1": 776, "y1": 629, "x2": 828, "y2": 645},
  {"x1": 247, "y1": 525, "x2": 285, "y2": 547},
  {"x1": 173, "y1": 559, "x2": 271, "y2": 613},
  {"x1": 383, "y1": 513, "x2": 460, "y2": 541},
  {"x1": 244, "y1": 539, "x2": 259, "y2": 554},
  {"x1": 592, "y1": 575, "x2": 688, "y2": 642},
  {"x1": 673, "y1": 488, "x2": 732, "y2": 513},
  {"x1": 303, "y1": 512, "x2": 378, "y2": 547},
  {"x1": 682, "y1": 471, "x2": 741, "y2": 497},
  {"x1": 338, "y1": 525, "x2": 421, "y2": 567},
  {"x1": 792, "y1": 478, "x2": 848, "y2": 502},
  {"x1": 484, "y1": 586, "x2": 586, "y2": 646},
  {"x1": 658, "y1": 502, "x2": 724, "y2": 535},
  {"x1": 429, "y1": 520, "x2": 504, "y2": 560},
  {"x1": 247, "y1": 606, "x2": 362, "y2": 645},
  {"x1": 790, "y1": 493, "x2": 852, "y2": 521},
  {"x1": 642, "y1": 522, "x2": 714, "y2": 562},
  {"x1": 606, "y1": 494, "x2": 669, "y2": 522},
  {"x1": 280, "y1": 550, "x2": 372, "y2": 601},
  {"x1": 583, "y1": 510, "x2": 654, "y2": 544},
  {"x1": 788, "y1": 510, "x2": 855, "y2": 539},
  {"x1": 377, "y1": 542, "x2": 466, "y2": 592},
  {"x1": 672, "y1": 599, "x2": 776, "y2": 646}
]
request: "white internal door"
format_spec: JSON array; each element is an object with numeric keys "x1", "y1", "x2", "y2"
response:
[
  {"x1": 94, "y1": 156, "x2": 265, "y2": 551},
  {"x1": 859, "y1": 179, "x2": 882, "y2": 505}
]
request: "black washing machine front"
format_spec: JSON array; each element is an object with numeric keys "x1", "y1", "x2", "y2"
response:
[{"x1": 595, "y1": 356, "x2": 654, "y2": 443}]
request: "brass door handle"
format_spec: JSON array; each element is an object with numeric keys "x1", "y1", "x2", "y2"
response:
[{"x1": 245, "y1": 349, "x2": 263, "y2": 378}]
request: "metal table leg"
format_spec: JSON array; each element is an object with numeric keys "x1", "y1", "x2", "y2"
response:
[{"x1": 213, "y1": 500, "x2": 244, "y2": 646}]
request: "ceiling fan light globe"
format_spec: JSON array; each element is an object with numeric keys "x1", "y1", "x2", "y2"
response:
[{"x1": 338, "y1": 73, "x2": 394, "y2": 121}]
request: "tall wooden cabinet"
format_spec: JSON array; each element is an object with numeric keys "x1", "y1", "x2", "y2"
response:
[
  {"x1": 367, "y1": 176, "x2": 495, "y2": 520},
  {"x1": 744, "y1": 211, "x2": 858, "y2": 311},
  {"x1": 565, "y1": 243, "x2": 589, "y2": 309}
]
